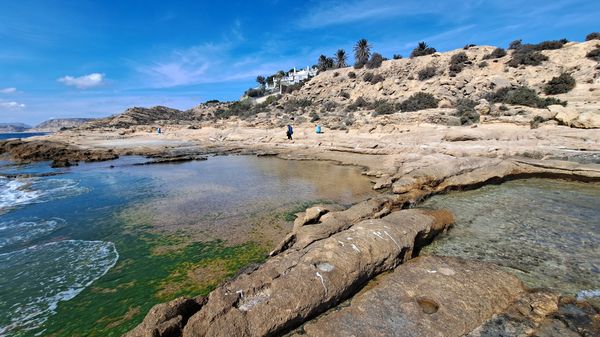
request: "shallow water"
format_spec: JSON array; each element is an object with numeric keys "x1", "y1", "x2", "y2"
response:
[
  {"x1": 0, "y1": 155, "x2": 375, "y2": 336},
  {"x1": 421, "y1": 179, "x2": 600, "y2": 297}
]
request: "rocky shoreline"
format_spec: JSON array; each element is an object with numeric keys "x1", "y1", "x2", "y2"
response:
[{"x1": 1, "y1": 126, "x2": 599, "y2": 336}]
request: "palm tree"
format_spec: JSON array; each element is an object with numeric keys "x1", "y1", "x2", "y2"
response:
[
  {"x1": 353, "y1": 39, "x2": 371, "y2": 67},
  {"x1": 410, "y1": 41, "x2": 436, "y2": 58},
  {"x1": 335, "y1": 49, "x2": 347, "y2": 68},
  {"x1": 317, "y1": 55, "x2": 334, "y2": 71}
]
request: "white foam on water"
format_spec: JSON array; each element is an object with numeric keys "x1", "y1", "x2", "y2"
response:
[
  {"x1": 0, "y1": 218, "x2": 65, "y2": 249},
  {"x1": 0, "y1": 240, "x2": 119, "y2": 335},
  {"x1": 577, "y1": 289, "x2": 600, "y2": 300},
  {"x1": 0, "y1": 177, "x2": 89, "y2": 214}
]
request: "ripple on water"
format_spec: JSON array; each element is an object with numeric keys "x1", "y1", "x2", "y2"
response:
[
  {"x1": 0, "y1": 240, "x2": 119, "y2": 335},
  {"x1": 0, "y1": 177, "x2": 89, "y2": 214},
  {"x1": 421, "y1": 179, "x2": 600, "y2": 296},
  {"x1": 0, "y1": 218, "x2": 65, "y2": 249}
]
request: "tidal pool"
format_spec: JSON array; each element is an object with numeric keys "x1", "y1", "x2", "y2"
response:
[
  {"x1": 0, "y1": 155, "x2": 375, "y2": 337},
  {"x1": 421, "y1": 178, "x2": 600, "y2": 297}
]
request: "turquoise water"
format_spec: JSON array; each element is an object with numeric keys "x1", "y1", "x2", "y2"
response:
[
  {"x1": 0, "y1": 156, "x2": 375, "y2": 336},
  {"x1": 421, "y1": 179, "x2": 600, "y2": 297}
]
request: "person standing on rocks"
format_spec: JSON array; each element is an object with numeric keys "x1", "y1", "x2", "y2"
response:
[{"x1": 286, "y1": 124, "x2": 293, "y2": 140}]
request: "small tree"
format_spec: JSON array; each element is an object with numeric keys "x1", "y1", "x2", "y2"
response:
[
  {"x1": 509, "y1": 39, "x2": 522, "y2": 50},
  {"x1": 410, "y1": 42, "x2": 436, "y2": 58},
  {"x1": 317, "y1": 55, "x2": 334, "y2": 71},
  {"x1": 335, "y1": 49, "x2": 348, "y2": 68},
  {"x1": 256, "y1": 75, "x2": 266, "y2": 88},
  {"x1": 353, "y1": 38, "x2": 372, "y2": 68},
  {"x1": 586, "y1": 32, "x2": 600, "y2": 41}
]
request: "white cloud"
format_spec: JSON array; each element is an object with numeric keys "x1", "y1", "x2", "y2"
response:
[
  {"x1": 0, "y1": 87, "x2": 17, "y2": 94},
  {"x1": 0, "y1": 101, "x2": 26, "y2": 109},
  {"x1": 58, "y1": 73, "x2": 105, "y2": 89}
]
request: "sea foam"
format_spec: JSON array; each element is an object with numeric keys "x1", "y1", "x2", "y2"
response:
[{"x1": 0, "y1": 240, "x2": 119, "y2": 335}]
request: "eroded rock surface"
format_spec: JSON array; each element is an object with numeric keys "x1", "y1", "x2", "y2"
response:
[
  {"x1": 0, "y1": 139, "x2": 118, "y2": 166},
  {"x1": 296, "y1": 256, "x2": 525, "y2": 337},
  {"x1": 178, "y1": 209, "x2": 452, "y2": 337}
]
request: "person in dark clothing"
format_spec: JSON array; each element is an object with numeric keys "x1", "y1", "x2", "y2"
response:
[{"x1": 286, "y1": 124, "x2": 293, "y2": 140}]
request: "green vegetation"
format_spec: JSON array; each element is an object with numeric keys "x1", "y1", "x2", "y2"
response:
[
  {"x1": 483, "y1": 47, "x2": 507, "y2": 59},
  {"x1": 366, "y1": 52, "x2": 384, "y2": 69},
  {"x1": 418, "y1": 66, "x2": 437, "y2": 81},
  {"x1": 410, "y1": 41, "x2": 436, "y2": 58},
  {"x1": 372, "y1": 100, "x2": 397, "y2": 116},
  {"x1": 586, "y1": 46, "x2": 600, "y2": 61},
  {"x1": 317, "y1": 54, "x2": 335, "y2": 71},
  {"x1": 449, "y1": 52, "x2": 469, "y2": 76},
  {"x1": 346, "y1": 97, "x2": 371, "y2": 112},
  {"x1": 530, "y1": 115, "x2": 547, "y2": 129},
  {"x1": 399, "y1": 92, "x2": 439, "y2": 112},
  {"x1": 586, "y1": 32, "x2": 600, "y2": 41},
  {"x1": 363, "y1": 72, "x2": 384, "y2": 84},
  {"x1": 393, "y1": 54, "x2": 403, "y2": 60},
  {"x1": 455, "y1": 99, "x2": 480, "y2": 125},
  {"x1": 348, "y1": 71, "x2": 356, "y2": 79},
  {"x1": 508, "y1": 39, "x2": 567, "y2": 67},
  {"x1": 486, "y1": 86, "x2": 567, "y2": 108},
  {"x1": 282, "y1": 98, "x2": 312, "y2": 113},
  {"x1": 335, "y1": 49, "x2": 348, "y2": 68},
  {"x1": 353, "y1": 38, "x2": 372, "y2": 69},
  {"x1": 544, "y1": 73, "x2": 576, "y2": 95}
]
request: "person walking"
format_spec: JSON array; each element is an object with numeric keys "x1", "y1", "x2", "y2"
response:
[{"x1": 286, "y1": 124, "x2": 293, "y2": 140}]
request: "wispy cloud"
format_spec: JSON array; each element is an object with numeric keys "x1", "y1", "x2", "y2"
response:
[
  {"x1": 0, "y1": 87, "x2": 17, "y2": 94},
  {"x1": 0, "y1": 101, "x2": 25, "y2": 109},
  {"x1": 298, "y1": 0, "x2": 454, "y2": 28},
  {"x1": 58, "y1": 73, "x2": 105, "y2": 89}
]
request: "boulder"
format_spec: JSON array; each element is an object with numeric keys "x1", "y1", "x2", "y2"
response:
[{"x1": 126, "y1": 296, "x2": 206, "y2": 337}]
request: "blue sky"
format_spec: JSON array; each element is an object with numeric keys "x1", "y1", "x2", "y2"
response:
[{"x1": 1, "y1": 0, "x2": 598, "y2": 125}]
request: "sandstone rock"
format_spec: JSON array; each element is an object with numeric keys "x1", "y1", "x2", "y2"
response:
[
  {"x1": 182, "y1": 209, "x2": 453, "y2": 337},
  {"x1": 297, "y1": 256, "x2": 525, "y2": 337},
  {"x1": 490, "y1": 76, "x2": 511, "y2": 89},
  {"x1": 0, "y1": 139, "x2": 118, "y2": 166},
  {"x1": 550, "y1": 105, "x2": 579, "y2": 125},
  {"x1": 571, "y1": 111, "x2": 600, "y2": 129},
  {"x1": 126, "y1": 296, "x2": 206, "y2": 337},
  {"x1": 475, "y1": 99, "x2": 491, "y2": 115}
]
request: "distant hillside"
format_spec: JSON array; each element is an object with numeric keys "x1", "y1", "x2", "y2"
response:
[
  {"x1": 32, "y1": 118, "x2": 96, "y2": 132},
  {"x1": 0, "y1": 123, "x2": 31, "y2": 133}
]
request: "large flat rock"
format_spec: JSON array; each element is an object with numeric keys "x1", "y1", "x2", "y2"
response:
[{"x1": 296, "y1": 256, "x2": 525, "y2": 337}]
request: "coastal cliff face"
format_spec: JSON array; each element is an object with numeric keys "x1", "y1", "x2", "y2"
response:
[
  {"x1": 31, "y1": 118, "x2": 96, "y2": 132},
  {"x1": 0, "y1": 123, "x2": 31, "y2": 133}
]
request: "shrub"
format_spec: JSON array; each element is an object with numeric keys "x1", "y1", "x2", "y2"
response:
[
  {"x1": 323, "y1": 101, "x2": 338, "y2": 112},
  {"x1": 586, "y1": 47, "x2": 600, "y2": 61},
  {"x1": 399, "y1": 92, "x2": 439, "y2": 112},
  {"x1": 449, "y1": 52, "x2": 469, "y2": 76},
  {"x1": 486, "y1": 86, "x2": 567, "y2": 108},
  {"x1": 366, "y1": 53, "x2": 384, "y2": 69},
  {"x1": 347, "y1": 97, "x2": 372, "y2": 111},
  {"x1": 348, "y1": 71, "x2": 356, "y2": 79},
  {"x1": 478, "y1": 61, "x2": 488, "y2": 68},
  {"x1": 483, "y1": 47, "x2": 507, "y2": 59},
  {"x1": 264, "y1": 94, "x2": 281, "y2": 105},
  {"x1": 393, "y1": 54, "x2": 403, "y2": 60},
  {"x1": 418, "y1": 66, "x2": 437, "y2": 80},
  {"x1": 205, "y1": 99, "x2": 220, "y2": 104},
  {"x1": 353, "y1": 61, "x2": 365, "y2": 69},
  {"x1": 372, "y1": 100, "x2": 397, "y2": 116},
  {"x1": 245, "y1": 87, "x2": 265, "y2": 98},
  {"x1": 339, "y1": 91, "x2": 350, "y2": 99},
  {"x1": 455, "y1": 99, "x2": 480, "y2": 125},
  {"x1": 463, "y1": 44, "x2": 476, "y2": 50},
  {"x1": 508, "y1": 48, "x2": 548, "y2": 67},
  {"x1": 214, "y1": 100, "x2": 254, "y2": 119},
  {"x1": 410, "y1": 42, "x2": 436, "y2": 58},
  {"x1": 283, "y1": 98, "x2": 312, "y2": 113},
  {"x1": 530, "y1": 115, "x2": 546, "y2": 129},
  {"x1": 309, "y1": 112, "x2": 320, "y2": 122},
  {"x1": 363, "y1": 72, "x2": 383, "y2": 84},
  {"x1": 544, "y1": 73, "x2": 576, "y2": 95},
  {"x1": 535, "y1": 39, "x2": 568, "y2": 50},
  {"x1": 509, "y1": 39, "x2": 522, "y2": 50},
  {"x1": 333, "y1": 71, "x2": 340, "y2": 77},
  {"x1": 586, "y1": 32, "x2": 600, "y2": 41}
]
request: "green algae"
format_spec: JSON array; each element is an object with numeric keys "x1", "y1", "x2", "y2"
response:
[{"x1": 33, "y1": 229, "x2": 267, "y2": 337}]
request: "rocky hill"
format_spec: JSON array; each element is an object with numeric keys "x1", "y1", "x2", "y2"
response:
[
  {"x1": 82, "y1": 39, "x2": 600, "y2": 130},
  {"x1": 32, "y1": 118, "x2": 96, "y2": 132},
  {"x1": 0, "y1": 123, "x2": 31, "y2": 133}
]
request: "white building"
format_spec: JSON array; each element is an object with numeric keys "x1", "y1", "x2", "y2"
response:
[{"x1": 265, "y1": 66, "x2": 318, "y2": 91}]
